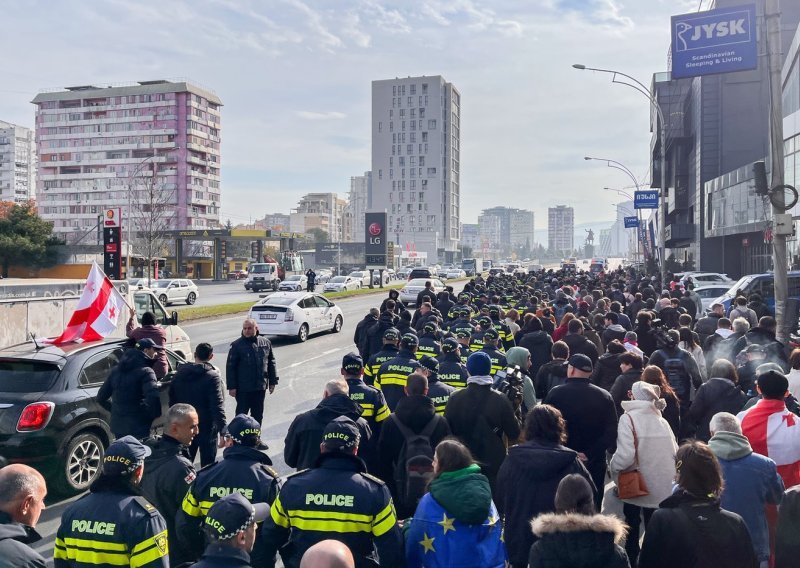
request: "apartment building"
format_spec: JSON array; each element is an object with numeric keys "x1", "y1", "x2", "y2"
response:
[
  {"x1": 344, "y1": 172, "x2": 371, "y2": 242},
  {"x1": 0, "y1": 120, "x2": 35, "y2": 203},
  {"x1": 289, "y1": 192, "x2": 347, "y2": 241},
  {"x1": 548, "y1": 205, "x2": 574, "y2": 254}
]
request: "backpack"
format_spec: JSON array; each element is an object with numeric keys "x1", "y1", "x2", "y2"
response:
[
  {"x1": 390, "y1": 414, "x2": 438, "y2": 511},
  {"x1": 661, "y1": 350, "x2": 691, "y2": 400}
]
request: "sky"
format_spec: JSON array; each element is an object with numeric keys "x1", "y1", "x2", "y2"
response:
[{"x1": 0, "y1": 0, "x2": 702, "y2": 229}]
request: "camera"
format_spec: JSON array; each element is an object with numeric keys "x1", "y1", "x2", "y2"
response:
[{"x1": 494, "y1": 365, "x2": 525, "y2": 416}]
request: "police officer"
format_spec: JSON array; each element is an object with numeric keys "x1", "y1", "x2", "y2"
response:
[
  {"x1": 176, "y1": 415, "x2": 280, "y2": 566},
  {"x1": 488, "y1": 305, "x2": 515, "y2": 352},
  {"x1": 418, "y1": 355, "x2": 455, "y2": 415},
  {"x1": 446, "y1": 306, "x2": 474, "y2": 339},
  {"x1": 362, "y1": 328, "x2": 400, "y2": 386},
  {"x1": 342, "y1": 353, "x2": 389, "y2": 433},
  {"x1": 416, "y1": 322, "x2": 441, "y2": 360},
  {"x1": 468, "y1": 316, "x2": 493, "y2": 353},
  {"x1": 437, "y1": 338, "x2": 469, "y2": 389},
  {"x1": 190, "y1": 493, "x2": 268, "y2": 568},
  {"x1": 374, "y1": 333, "x2": 421, "y2": 411},
  {"x1": 481, "y1": 328, "x2": 508, "y2": 378},
  {"x1": 54, "y1": 436, "x2": 168, "y2": 568},
  {"x1": 258, "y1": 417, "x2": 404, "y2": 568},
  {"x1": 454, "y1": 329, "x2": 472, "y2": 364}
]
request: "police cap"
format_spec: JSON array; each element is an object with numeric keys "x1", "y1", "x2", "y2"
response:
[
  {"x1": 205, "y1": 493, "x2": 269, "y2": 540},
  {"x1": 442, "y1": 337, "x2": 460, "y2": 353},
  {"x1": 423, "y1": 321, "x2": 438, "y2": 334},
  {"x1": 226, "y1": 414, "x2": 262, "y2": 446},
  {"x1": 103, "y1": 435, "x2": 151, "y2": 476},
  {"x1": 419, "y1": 355, "x2": 439, "y2": 373},
  {"x1": 401, "y1": 333, "x2": 419, "y2": 347},
  {"x1": 383, "y1": 327, "x2": 400, "y2": 341},
  {"x1": 483, "y1": 327, "x2": 499, "y2": 340},
  {"x1": 341, "y1": 352, "x2": 364, "y2": 374},
  {"x1": 322, "y1": 416, "x2": 361, "y2": 451}
]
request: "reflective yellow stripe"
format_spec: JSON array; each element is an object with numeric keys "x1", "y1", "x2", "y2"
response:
[
  {"x1": 375, "y1": 404, "x2": 390, "y2": 422},
  {"x1": 490, "y1": 364, "x2": 503, "y2": 376},
  {"x1": 182, "y1": 490, "x2": 201, "y2": 516},
  {"x1": 433, "y1": 404, "x2": 446, "y2": 415},
  {"x1": 364, "y1": 365, "x2": 375, "y2": 378},
  {"x1": 372, "y1": 502, "x2": 397, "y2": 536},
  {"x1": 286, "y1": 509, "x2": 373, "y2": 533},
  {"x1": 377, "y1": 374, "x2": 408, "y2": 387},
  {"x1": 55, "y1": 537, "x2": 130, "y2": 566},
  {"x1": 61, "y1": 537, "x2": 127, "y2": 551},
  {"x1": 289, "y1": 509, "x2": 373, "y2": 523},
  {"x1": 270, "y1": 496, "x2": 290, "y2": 528},
  {"x1": 130, "y1": 530, "x2": 168, "y2": 568}
]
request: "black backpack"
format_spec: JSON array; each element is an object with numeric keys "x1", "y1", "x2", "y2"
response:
[
  {"x1": 389, "y1": 414, "x2": 438, "y2": 511},
  {"x1": 661, "y1": 350, "x2": 690, "y2": 399}
]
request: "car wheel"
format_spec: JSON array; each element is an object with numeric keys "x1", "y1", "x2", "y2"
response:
[
  {"x1": 332, "y1": 315, "x2": 343, "y2": 333},
  {"x1": 186, "y1": 292, "x2": 196, "y2": 305},
  {"x1": 297, "y1": 323, "x2": 309, "y2": 343},
  {"x1": 56, "y1": 431, "x2": 104, "y2": 495},
  {"x1": 159, "y1": 294, "x2": 169, "y2": 305}
]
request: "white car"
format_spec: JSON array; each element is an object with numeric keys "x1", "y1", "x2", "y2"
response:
[
  {"x1": 679, "y1": 272, "x2": 734, "y2": 286},
  {"x1": 446, "y1": 268, "x2": 466, "y2": 279},
  {"x1": 323, "y1": 275, "x2": 360, "y2": 292},
  {"x1": 348, "y1": 271, "x2": 371, "y2": 287},
  {"x1": 278, "y1": 275, "x2": 308, "y2": 291},
  {"x1": 150, "y1": 279, "x2": 199, "y2": 306},
  {"x1": 694, "y1": 284, "x2": 734, "y2": 312},
  {"x1": 316, "y1": 269, "x2": 333, "y2": 284},
  {"x1": 398, "y1": 278, "x2": 445, "y2": 306},
  {"x1": 248, "y1": 292, "x2": 343, "y2": 342}
]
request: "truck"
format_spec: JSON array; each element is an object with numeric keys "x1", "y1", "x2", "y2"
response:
[
  {"x1": 0, "y1": 279, "x2": 191, "y2": 357},
  {"x1": 244, "y1": 262, "x2": 281, "y2": 292},
  {"x1": 461, "y1": 257, "x2": 485, "y2": 277}
]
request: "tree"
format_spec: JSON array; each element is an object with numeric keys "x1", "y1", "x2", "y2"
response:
[
  {"x1": 0, "y1": 201, "x2": 61, "y2": 277},
  {"x1": 130, "y1": 164, "x2": 176, "y2": 280},
  {"x1": 307, "y1": 228, "x2": 329, "y2": 243}
]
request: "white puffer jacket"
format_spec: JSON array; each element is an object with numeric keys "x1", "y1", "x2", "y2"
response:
[{"x1": 609, "y1": 399, "x2": 678, "y2": 508}]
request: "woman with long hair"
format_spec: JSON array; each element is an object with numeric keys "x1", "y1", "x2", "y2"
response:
[
  {"x1": 679, "y1": 326, "x2": 707, "y2": 382},
  {"x1": 640, "y1": 365, "x2": 680, "y2": 438},
  {"x1": 552, "y1": 312, "x2": 575, "y2": 343}
]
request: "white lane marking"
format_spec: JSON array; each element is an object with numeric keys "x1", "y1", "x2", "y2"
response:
[{"x1": 286, "y1": 346, "x2": 348, "y2": 368}]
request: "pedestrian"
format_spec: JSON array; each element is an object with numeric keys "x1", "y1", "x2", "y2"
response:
[
  {"x1": 436, "y1": 337, "x2": 469, "y2": 389},
  {"x1": 695, "y1": 302, "x2": 725, "y2": 345},
  {"x1": 416, "y1": 281, "x2": 435, "y2": 309},
  {"x1": 591, "y1": 339, "x2": 626, "y2": 392},
  {"x1": 609, "y1": 351, "x2": 644, "y2": 417},
  {"x1": 703, "y1": 316, "x2": 734, "y2": 370},
  {"x1": 374, "y1": 333, "x2": 421, "y2": 411},
  {"x1": 226, "y1": 318, "x2": 278, "y2": 445},
  {"x1": 638, "y1": 441, "x2": 758, "y2": 568},
  {"x1": 517, "y1": 316, "x2": 553, "y2": 378},
  {"x1": 169, "y1": 342, "x2": 226, "y2": 466},
  {"x1": 54, "y1": 436, "x2": 169, "y2": 568},
  {"x1": 731, "y1": 316, "x2": 789, "y2": 372},
  {"x1": 528, "y1": 474, "x2": 629, "y2": 568},
  {"x1": 126, "y1": 310, "x2": 168, "y2": 379},
  {"x1": 363, "y1": 327, "x2": 400, "y2": 385},
  {"x1": 609, "y1": 381, "x2": 677, "y2": 565},
  {"x1": 544, "y1": 353, "x2": 617, "y2": 509},
  {"x1": 0, "y1": 464, "x2": 47, "y2": 568},
  {"x1": 259, "y1": 416, "x2": 404, "y2": 567},
  {"x1": 729, "y1": 296, "x2": 758, "y2": 329},
  {"x1": 354, "y1": 308, "x2": 379, "y2": 359},
  {"x1": 505, "y1": 346, "x2": 538, "y2": 413},
  {"x1": 562, "y1": 318, "x2": 599, "y2": 365},
  {"x1": 708, "y1": 412, "x2": 784, "y2": 568},
  {"x1": 775, "y1": 485, "x2": 800, "y2": 568},
  {"x1": 189, "y1": 493, "x2": 267, "y2": 568},
  {"x1": 496, "y1": 405, "x2": 595, "y2": 568},
  {"x1": 379, "y1": 289, "x2": 407, "y2": 316},
  {"x1": 300, "y1": 540, "x2": 355, "y2": 568},
  {"x1": 679, "y1": 326, "x2": 707, "y2": 381},
  {"x1": 685, "y1": 360, "x2": 747, "y2": 442},
  {"x1": 405, "y1": 439, "x2": 506, "y2": 568},
  {"x1": 788, "y1": 349, "x2": 800, "y2": 399},
  {"x1": 97, "y1": 338, "x2": 162, "y2": 439},
  {"x1": 305, "y1": 268, "x2": 316, "y2": 292},
  {"x1": 140, "y1": 404, "x2": 199, "y2": 560},
  {"x1": 284, "y1": 378, "x2": 372, "y2": 471},
  {"x1": 418, "y1": 356, "x2": 456, "y2": 415},
  {"x1": 533, "y1": 341, "x2": 569, "y2": 401},
  {"x1": 748, "y1": 294, "x2": 772, "y2": 320},
  {"x1": 601, "y1": 312, "x2": 627, "y2": 347},
  {"x1": 648, "y1": 329, "x2": 702, "y2": 417},
  {"x1": 633, "y1": 311, "x2": 659, "y2": 357},
  {"x1": 679, "y1": 290, "x2": 697, "y2": 323}
]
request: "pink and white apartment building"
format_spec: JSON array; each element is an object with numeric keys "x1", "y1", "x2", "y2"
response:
[{"x1": 32, "y1": 80, "x2": 222, "y2": 244}]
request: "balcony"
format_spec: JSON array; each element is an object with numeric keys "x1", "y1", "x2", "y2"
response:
[{"x1": 665, "y1": 223, "x2": 695, "y2": 246}]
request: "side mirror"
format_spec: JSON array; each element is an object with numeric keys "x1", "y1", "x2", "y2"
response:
[{"x1": 170, "y1": 311, "x2": 179, "y2": 326}]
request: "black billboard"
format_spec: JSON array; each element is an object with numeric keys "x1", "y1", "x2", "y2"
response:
[{"x1": 364, "y1": 212, "x2": 387, "y2": 268}]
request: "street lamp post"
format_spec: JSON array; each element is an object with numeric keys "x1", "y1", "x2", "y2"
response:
[
  {"x1": 574, "y1": 64, "x2": 668, "y2": 289},
  {"x1": 605, "y1": 187, "x2": 644, "y2": 266}
]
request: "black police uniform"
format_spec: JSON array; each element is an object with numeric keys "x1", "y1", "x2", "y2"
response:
[
  {"x1": 258, "y1": 453, "x2": 404, "y2": 568},
  {"x1": 189, "y1": 543, "x2": 251, "y2": 568},
  {"x1": 481, "y1": 345, "x2": 508, "y2": 378},
  {"x1": 362, "y1": 344, "x2": 398, "y2": 386},
  {"x1": 437, "y1": 352, "x2": 469, "y2": 389},
  {"x1": 373, "y1": 349, "x2": 421, "y2": 411},
  {"x1": 346, "y1": 378, "x2": 389, "y2": 427},
  {"x1": 490, "y1": 317, "x2": 515, "y2": 352},
  {"x1": 416, "y1": 334, "x2": 441, "y2": 359},
  {"x1": 426, "y1": 372, "x2": 456, "y2": 415},
  {"x1": 446, "y1": 316, "x2": 474, "y2": 339},
  {"x1": 175, "y1": 445, "x2": 280, "y2": 565},
  {"x1": 468, "y1": 329, "x2": 486, "y2": 353}
]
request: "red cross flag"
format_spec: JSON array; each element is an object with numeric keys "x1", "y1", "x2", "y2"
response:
[{"x1": 49, "y1": 262, "x2": 128, "y2": 345}]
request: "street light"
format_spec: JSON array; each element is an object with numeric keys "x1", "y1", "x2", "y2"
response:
[{"x1": 574, "y1": 63, "x2": 668, "y2": 288}]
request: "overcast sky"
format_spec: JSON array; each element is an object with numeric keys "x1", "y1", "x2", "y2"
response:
[{"x1": 0, "y1": 0, "x2": 700, "y2": 228}]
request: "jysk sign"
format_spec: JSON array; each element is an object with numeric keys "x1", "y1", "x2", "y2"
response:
[
  {"x1": 671, "y1": 4, "x2": 757, "y2": 79},
  {"x1": 624, "y1": 216, "x2": 639, "y2": 229},
  {"x1": 634, "y1": 190, "x2": 660, "y2": 210},
  {"x1": 364, "y1": 212, "x2": 387, "y2": 269}
]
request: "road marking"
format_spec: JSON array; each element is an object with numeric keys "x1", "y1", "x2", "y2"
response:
[{"x1": 286, "y1": 346, "x2": 348, "y2": 368}]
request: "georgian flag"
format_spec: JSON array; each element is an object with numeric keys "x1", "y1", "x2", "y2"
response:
[{"x1": 50, "y1": 262, "x2": 128, "y2": 345}]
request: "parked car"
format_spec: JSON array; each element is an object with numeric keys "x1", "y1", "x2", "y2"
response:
[
  {"x1": 228, "y1": 270, "x2": 248, "y2": 280},
  {"x1": 348, "y1": 271, "x2": 371, "y2": 287},
  {"x1": 0, "y1": 338, "x2": 183, "y2": 495},
  {"x1": 150, "y1": 279, "x2": 199, "y2": 306},
  {"x1": 446, "y1": 268, "x2": 466, "y2": 279},
  {"x1": 488, "y1": 267, "x2": 505, "y2": 277},
  {"x1": 408, "y1": 267, "x2": 435, "y2": 281},
  {"x1": 679, "y1": 272, "x2": 734, "y2": 286},
  {"x1": 316, "y1": 269, "x2": 333, "y2": 284},
  {"x1": 248, "y1": 292, "x2": 343, "y2": 342},
  {"x1": 323, "y1": 275, "x2": 360, "y2": 292},
  {"x1": 694, "y1": 284, "x2": 734, "y2": 312},
  {"x1": 372, "y1": 271, "x2": 390, "y2": 286},
  {"x1": 279, "y1": 274, "x2": 308, "y2": 292},
  {"x1": 398, "y1": 278, "x2": 446, "y2": 306},
  {"x1": 396, "y1": 267, "x2": 412, "y2": 280}
]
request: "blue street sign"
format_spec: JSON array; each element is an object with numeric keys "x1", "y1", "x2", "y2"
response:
[
  {"x1": 634, "y1": 190, "x2": 659, "y2": 210},
  {"x1": 624, "y1": 216, "x2": 639, "y2": 229},
  {"x1": 671, "y1": 4, "x2": 757, "y2": 79}
]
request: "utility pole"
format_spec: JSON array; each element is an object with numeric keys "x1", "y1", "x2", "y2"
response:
[{"x1": 766, "y1": 0, "x2": 788, "y2": 340}]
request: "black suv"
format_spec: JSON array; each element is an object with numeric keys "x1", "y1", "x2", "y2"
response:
[{"x1": 0, "y1": 339, "x2": 184, "y2": 494}]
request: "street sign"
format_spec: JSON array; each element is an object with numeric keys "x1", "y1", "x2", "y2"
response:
[
  {"x1": 364, "y1": 212, "x2": 387, "y2": 269},
  {"x1": 624, "y1": 216, "x2": 639, "y2": 229},
  {"x1": 634, "y1": 190, "x2": 660, "y2": 209},
  {"x1": 671, "y1": 4, "x2": 757, "y2": 79}
]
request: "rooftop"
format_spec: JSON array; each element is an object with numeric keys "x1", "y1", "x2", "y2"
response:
[{"x1": 32, "y1": 79, "x2": 221, "y2": 106}]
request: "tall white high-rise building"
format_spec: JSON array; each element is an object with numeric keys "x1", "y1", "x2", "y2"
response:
[
  {"x1": 0, "y1": 120, "x2": 35, "y2": 203},
  {"x1": 344, "y1": 171, "x2": 371, "y2": 242},
  {"x1": 548, "y1": 205, "x2": 574, "y2": 254},
  {"x1": 371, "y1": 75, "x2": 461, "y2": 262}
]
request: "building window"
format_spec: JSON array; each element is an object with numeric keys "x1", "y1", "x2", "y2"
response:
[
  {"x1": 408, "y1": 96, "x2": 412, "y2": 106},
  {"x1": 410, "y1": 84, "x2": 416, "y2": 95},
  {"x1": 400, "y1": 109, "x2": 405, "y2": 117},
  {"x1": 428, "y1": 119, "x2": 437, "y2": 130},
  {"x1": 407, "y1": 144, "x2": 413, "y2": 153},
  {"x1": 378, "y1": 169, "x2": 382, "y2": 179},
  {"x1": 428, "y1": 167, "x2": 437, "y2": 176}
]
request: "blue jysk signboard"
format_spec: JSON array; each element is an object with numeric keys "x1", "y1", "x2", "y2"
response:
[
  {"x1": 671, "y1": 4, "x2": 757, "y2": 79},
  {"x1": 624, "y1": 216, "x2": 639, "y2": 229},
  {"x1": 634, "y1": 190, "x2": 660, "y2": 210}
]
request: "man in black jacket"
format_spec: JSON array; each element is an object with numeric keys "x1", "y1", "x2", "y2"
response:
[
  {"x1": 562, "y1": 318, "x2": 599, "y2": 365},
  {"x1": 170, "y1": 342, "x2": 226, "y2": 466},
  {"x1": 649, "y1": 329, "x2": 703, "y2": 413},
  {"x1": 97, "y1": 338, "x2": 162, "y2": 439},
  {"x1": 353, "y1": 308, "x2": 379, "y2": 359},
  {"x1": 731, "y1": 316, "x2": 789, "y2": 371},
  {"x1": 362, "y1": 310, "x2": 398, "y2": 363},
  {"x1": 363, "y1": 327, "x2": 400, "y2": 385},
  {"x1": 416, "y1": 281, "x2": 435, "y2": 309},
  {"x1": 140, "y1": 404, "x2": 198, "y2": 559},
  {"x1": 226, "y1": 319, "x2": 279, "y2": 434},
  {"x1": 694, "y1": 302, "x2": 725, "y2": 345},
  {"x1": 0, "y1": 464, "x2": 47, "y2": 568}
]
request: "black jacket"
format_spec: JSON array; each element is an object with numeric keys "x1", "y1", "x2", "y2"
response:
[
  {"x1": 563, "y1": 333, "x2": 599, "y2": 365},
  {"x1": 140, "y1": 435, "x2": 195, "y2": 558},
  {"x1": 190, "y1": 543, "x2": 251, "y2": 568},
  {"x1": 634, "y1": 323, "x2": 659, "y2": 357},
  {"x1": 416, "y1": 333, "x2": 441, "y2": 359},
  {"x1": 284, "y1": 394, "x2": 372, "y2": 471},
  {"x1": 638, "y1": 491, "x2": 758, "y2": 568},
  {"x1": 97, "y1": 348, "x2": 161, "y2": 438},
  {"x1": 0, "y1": 512, "x2": 46, "y2": 568},
  {"x1": 694, "y1": 313, "x2": 723, "y2": 344},
  {"x1": 379, "y1": 289, "x2": 407, "y2": 316},
  {"x1": 529, "y1": 512, "x2": 630, "y2": 568},
  {"x1": 225, "y1": 334, "x2": 278, "y2": 392},
  {"x1": 363, "y1": 344, "x2": 399, "y2": 385},
  {"x1": 416, "y1": 287, "x2": 436, "y2": 308},
  {"x1": 591, "y1": 352, "x2": 622, "y2": 392},
  {"x1": 374, "y1": 349, "x2": 421, "y2": 411},
  {"x1": 534, "y1": 359, "x2": 568, "y2": 401},
  {"x1": 436, "y1": 353, "x2": 469, "y2": 389},
  {"x1": 435, "y1": 291, "x2": 454, "y2": 320},
  {"x1": 732, "y1": 327, "x2": 789, "y2": 371},
  {"x1": 649, "y1": 346, "x2": 703, "y2": 407},
  {"x1": 518, "y1": 330, "x2": 553, "y2": 378},
  {"x1": 363, "y1": 312, "x2": 398, "y2": 363},
  {"x1": 686, "y1": 378, "x2": 748, "y2": 441},
  {"x1": 776, "y1": 485, "x2": 800, "y2": 568},
  {"x1": 354, "y1": 313, "x2": 379, "y2": 357},
  {"x1": 609, "y1": 369, "x2": 643, "y2": 417},
  {"x1": 169, "y1": 361, "x2": 226, "y2": 435},
  {"x1": 495, "y1": 441, "x2": 595, "y2": 567}
]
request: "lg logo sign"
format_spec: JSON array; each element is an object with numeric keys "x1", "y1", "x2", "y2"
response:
[{"x1": 369, "y1": 222, "x2": 382, "y2": 244}]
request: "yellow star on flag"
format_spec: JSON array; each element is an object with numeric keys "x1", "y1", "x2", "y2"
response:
[
  {"x1": 438, "y1": 513, "x2": 456, "y2": 534},
  {"x1": 420, "y1": 532, "x2": 436, "y2": 554}
]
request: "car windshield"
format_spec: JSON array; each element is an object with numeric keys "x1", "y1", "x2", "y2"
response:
[
  {"x1": 349, "y1": 272, "x2": 363, "y2": 277},
  {"x1": 250, "y1": 265, "x2": 274, "y2": 274},
  {"x1": 0, "y1": 360, "x2": 60, "y2": 393},
  {"x1": 286, "y1": 275, "x2": 302, "y2": 281},
  {"x1": 723, "y1": 276, "x2": 754, "y2": 298},
  {"x1": 264, "y1": 297, "x2": 297, "y2": 306},
  {"x1": 408, "y1": 278, "x2": 436, "y2": 287},
  {"x1": 330, "y1": 276, "x2": 347, "y2": 283}
]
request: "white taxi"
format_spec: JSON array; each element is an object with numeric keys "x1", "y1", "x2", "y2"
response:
[{"x1": 248, "y1": 292, "x2": 344, "y2": 342}]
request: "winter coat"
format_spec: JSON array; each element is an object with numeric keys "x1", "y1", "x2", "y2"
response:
[
  {"x1": 749, "y1": 299, "x2": 773, "y2": 320},
  {"x1": 435, "y1": 291, "x2": 455, "y2": 320},
  {"x1": 729, "y1": 305, "x2": 758, "y2": 328},
  {"x1": 633, "y1": 323, "x2": 658, "y2": 357},
  {"x1": 680, "y1": 342, "x2": 707, "y2": 381},
  {"x1": 562, "y1": 333, "x2": 599, "y2": 365},
  {"x1": 354, "y1": 313, "x2": 379, "y2": 357},
  {"x1": 590, "y1": 352, "x2": 622, "y2": 392},
  {"x1": 283, "y1": 393, "x2": 372, "y2": 471},
  {"x1": 685, "y1": 378, "x2": 747, "y2": 441},
  {"x1": 405, "y1": 465, "x2": 506, "y2": 568},
  {"x1": 708, "y1": 431, "x2": 784, "y2": 562},
  {"x1": 776, "y1": 485, "x2": 800, "y2": 568},
  {"x1": 601, "y1": 325, "x2": 626, "y2": 348},
  {"x1": 609, "y1": 400, "x2": 678, "y2": 508},
  {"x1": 225, "y1": 334, "x2": 278, "y2": 392},
  {"x1": 638, "y1": 490, "x2": 758, "y2": 568},
  {"x1": 609, "y1": 369, "x2": 642, "y2": 417},
  {"x1": 364, "y1": 312, "x2": 399, "y2": 362},
  {"x1": 534, "y1": 359, "x2": 568, "y2": 401},
  {"x1": 96, "y1": 348, "x2": 161, "y2": 438},
  {"x1": 0, "y1": 511, "x2": 46, "y2": 568},
  {"x1": 495, "y1": 441, "x2": 594, "y2": 567},
  {"x1": 528, "y1": 513, "x2": 630, "y2": 568},
  {"x1": 703, "y1": 328, "x2": 735, "y2": 369},
  {"x1": 732, "y1": 327, "x2": 789, "y2": 371},
  {"x1": 380, "y1": 289, "x2": 408, "y2": 315},
  {"x1": 169, "y1": 361, "x2": 226, "y2": 436},
  {"x1": 694, "y1": 313, "x2": 723, "y2": 345},
  {"x1": 518, "y1": 331, "x2": 553, "y2": 378},
  {"x1": 125, "y1": 321, "x2": 168, "y2": 379},
  {"x1": 648, "y1": 346, "x2": 703, "y2": 408},
  {"x1": 583, "y1": 328, "x2": 604, "y2": 355}
]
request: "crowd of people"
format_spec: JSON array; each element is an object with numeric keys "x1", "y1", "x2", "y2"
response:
[{"x1": 6, "y1": 265, "x2": 800, "y2": 568}]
